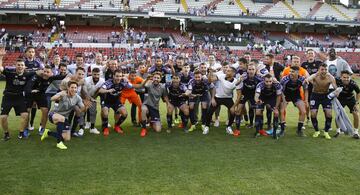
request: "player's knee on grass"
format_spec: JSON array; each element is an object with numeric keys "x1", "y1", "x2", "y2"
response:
[
  {"x1": 153, "y1": 122, "x2": 161, "y2": 132},
  {"x1": 62, "y1": 131, "x2": 71, "y2": 141}
]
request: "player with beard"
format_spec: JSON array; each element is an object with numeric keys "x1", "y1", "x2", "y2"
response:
[
  {"x1": 234, "y1": 64, "x2": 263, "y2": 136},
  {"x1": 26, "y1": 65, "x2": 67, "y2": 135},
  {"x1": 305, "y1": 63, "x2": 338, "y2": 140},
  {"x1": 83, "y1": 68, "x2": 105, "y2": 134},
  {"x1": 139, "y1": 72, "x2": 169, "y2": 137},
  {"x1": 334, "y1": 70, "x2": 360, "y2": 139},
  {"x1": 254, "y1": 74, "x2": 282, "y2": 139},
  {"x1": 148, "y1": 57, "x2": 175, "y2": 83},
  {"x1": 174, "y1": 56, "x2": 185, "y2": 73},
  {"x1": 263, "y1": 54, "x2": 284, "y2": 130}
]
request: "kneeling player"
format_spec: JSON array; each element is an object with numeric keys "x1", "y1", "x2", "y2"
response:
[
  {"x1": 99, "y1": 70, "x2": 131, "y2": 136},
  {"x1": 41, "y1": 81, "x2": 87, "y2": 149},
  {"x1": 254, "y1": 74, "x2": 282, "y2": 139},
  {"x1": 140, "y1": 72, "x2": 169, "y2": 137},
  {"x1": 165, "y1": 75, "x2": 189, "y2": 133},
  {"x1": 335, "y1": 70, "x2": 360, "y2": 139},
  {"x1": 279, "y1": 66, "x2": 308, "y2": 137}
]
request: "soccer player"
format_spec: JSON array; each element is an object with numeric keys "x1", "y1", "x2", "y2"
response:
[
  {"x1": 334, "y1": 70, "x2": 360, "y2": 139},
  {"x1": 67, "y1": 53, "x2": 89, "y2": 75},
  {"x1": 301, "y1": 49, "x2": 322, "y2": 125},
  {"x1": 187, "y1": 70, "x2": 212, "y2": 132},
  {"x1": 61, "y1": 67, "x2": 92, "y2": 137},
  {"x1": 99, "y1": 70, "x2": 132, "y2": 136},
  {"x1": 0, "y1": 57, "x2": 38, "y2": 140},
  {"x1": 148, "y1": 57, "x2": 174, "y2": 83},
  {"x1": 165, "y1": 75, "x2": 189, "y2": 133},
  {"x1": 24, "y1": 46, "x2": 44, "y2": 132},
  {"x1": 174, "y1": 56, "x2": 185, "y2": 73},
  {"x1": 41, "y1": 81, "x2": 87, "y2": 149},
  {"x1": 305, "y1": 63, "x2": 338, "y2": 140},
  {"x1": 104, "y1": 58, "x2": 119, "y2": 80},
  {"x1": 279, "y1": 66, "x2": 308, "y2": 137},
  {"x1": 45, "y1": 63, "x2": 68, "y2": 109},
  {"x1": 139, "y1": 72, "x2": 169, "y2": 137},
  {"x1": 130, "y1": 63, "x2": 148, "y2": 125},
  {"x1": 203, "y1": 67, "x2": 240, "y2": 135},
  {"x1": 282, "y1": 56, "x2": 309, "y2": 78},
  {"x1": 26, "y1": 65, "x2": 66, "y2": 135},
  {"x1": 24, "y1": 46, "x2": 44, "y2": 71},
  {"x1": 83, "y1": 67, "x2": 105, "y2": 134},
  {"x1": 234, "y1": 63, "x2": 263, "y2": 135},
  {"x1": 121, "y1": 70, "x2": 143, "y2": 126},
  {"x1": 254, "y1": 74, "x2": 282, "y2": 139}
]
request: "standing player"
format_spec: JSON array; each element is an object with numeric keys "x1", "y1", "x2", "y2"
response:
[
  {"x1": 305, "y1": 63, "x2": 337, "y2": 140},
  {"x1": 301, "y1": 49, "x2": 322, "y2": 125},
  {"x1": 99, "y1": 70, "x2": 132, "y2": 136},
  {"x1": 254, "y1": 74, "x2": 282, "y2": 139},
  {"x1": 279, "y1": 66, "x2": 308, "y2": 137},
  {"x1": 165, "y1": 75, "x2": 190, "y2": 133},
  {"x1": 0, "y1": 57, "x2": 38, "y2": 140},
  {"x1": 140, "y1": 72, "x2": 169, "y2": 137},
  {"x1": 24, "y1": 46, "x2": 44, "y2": 132},
  {"x1": 26, "y1": 65, "x2": 67, "y2": 135},
  {"x1": 83, "y1": 67, "x2": 105, "y2": 134},
  {"x1": 131, "y1": 63, "x2": 148, "y2": 125},
  {"x1": 334, "y1": 70, "x2": 360, "y2": 139},
  {"x1": 148, "y1": 57, "x2": 174, "y2": 83},
  {"x1": 203, "y1": 67, "x2": 239, "y2": 135},
  {"x1": 187, "y1": 70, "x2": 212, "y2": 132},
  {"x1": 41, "y1": 81, "x2": 87, "y2": 149},
  {"x1": 121, "y1": 70, "x2": 143, "y2": 126},
  {"x1": 234, "y1": 63, "x2": 263, "y2": 135}
]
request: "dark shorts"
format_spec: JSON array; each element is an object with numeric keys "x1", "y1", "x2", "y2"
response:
[
  {"x1": 146, "y1": 104, "x2": 160, "y2": 122},
  {"x1": 284, "y1": 94, "x2": 302, "y2": 105},
  {"x1": 1, "y1": 95, "x2": 27, "y2": 116},
  {"x1": 189, "y1": 93, "x2": 210, "y2": 103},
  {"x1": 310, "y1": 93, "x2": 332, "y2": 110},
  {"x1": 339, "y1": 98, "x2": 357, "y2": 113},
  {"x1": 101, "y1": 100, "x2": 124, "y2": 112},
  {"x1": 27, "y1": 93, "x2": 48, "y2": 109},
  {"x1": 257, "y1": 98, "x2": 276, "y2": 110},
  {"x1": 240, "y1": 95, "x2": 256, "y2": 108},
  {"x1": 169, "y1": 100, "x2": 186, "y2": 108}
]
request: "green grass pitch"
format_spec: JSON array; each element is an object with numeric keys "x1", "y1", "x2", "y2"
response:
[{"x1": 0, "y1": 80, "x2": 360, "y2": 194}]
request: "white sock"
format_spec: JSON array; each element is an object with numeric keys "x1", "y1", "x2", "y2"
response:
[{"x1": 336, "y1": 128, "x2": 341, "y2": 133}]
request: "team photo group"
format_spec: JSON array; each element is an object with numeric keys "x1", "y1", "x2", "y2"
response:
[{"x1": 0, "y1": 46, "x2": 359, "y2": 150}]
